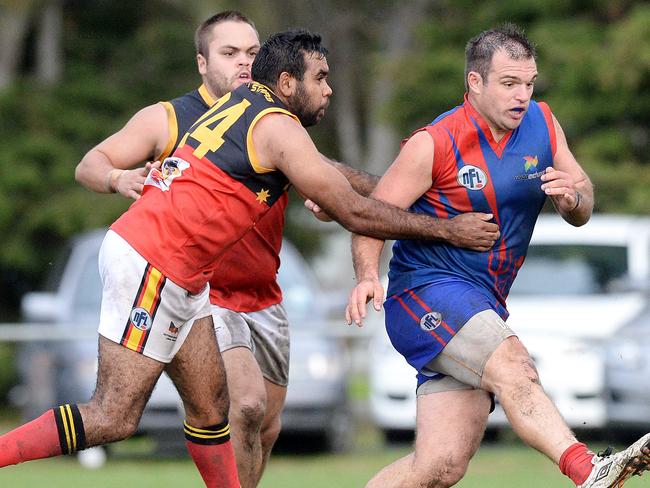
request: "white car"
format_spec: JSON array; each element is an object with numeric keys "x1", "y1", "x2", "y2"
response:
[{"x1": 368, "y1": 214, "x2": 650, "y2": 440}]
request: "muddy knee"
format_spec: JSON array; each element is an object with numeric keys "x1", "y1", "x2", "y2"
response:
[
  {"x1": 231, "y1": 397, "x2": 266, "y2": 433},
  {"x1": 414, "y1": 456, "x2": 469, "y2": 488}
]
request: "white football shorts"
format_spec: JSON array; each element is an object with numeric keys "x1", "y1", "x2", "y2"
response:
[{"x1": 97, "y1": 230, "x2": 211, "y2": 363}]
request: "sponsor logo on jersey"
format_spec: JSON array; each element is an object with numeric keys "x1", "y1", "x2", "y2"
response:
[
  {"x1": 130, "y1": 307, "x2": 152, "y2": 331},
  {"x1": 457, "y1": 165, "x2": 487, "y2": 190},
  {"x1": 249, "y1": 82, "x2": 274, "y2": 103},
  {"x1": 524, "y1": 155, "x2": 538, "y2": 172},
  {"x1": 144, "y1": 157, "x2": 190, "y2": 191},
  {"x1": 514, "y1": 155, "x2": 544, "y2": 180},
  {"x1": 420, "y1": 311, "x2": 442, "y2": 332},
  {"x1": 168, "y1": 322, "x2": 179, "y2": 334}
]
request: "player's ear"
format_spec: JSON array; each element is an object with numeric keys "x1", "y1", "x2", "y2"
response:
[
  {"x1": 277, "y1": 71, "x2": 296, "y2": 97},
  {"x1": 467, "y1": 71, "x2": 482, "y2": 95},
  {"x1": 197, "y1": 53, "x2": 207, "y2": 76}
]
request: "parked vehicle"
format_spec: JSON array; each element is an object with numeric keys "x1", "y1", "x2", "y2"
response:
[
  {"x1": 368, "y1": 214, "x2": 650, "y2": 441},
  {"x1": 605, "y1": 303, "x2": 650, "y2": 442},
  {"x1": 16, "y1": 229, "x2": 353, "y2": 463}
]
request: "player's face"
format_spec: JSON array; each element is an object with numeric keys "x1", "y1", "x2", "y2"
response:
[
  {"x1": 197, "y1": 21, "x2": 260, "y2": 99},
  {"x1": 288, "y1": 53, "x2": 332, "y2": 127},
  {"x1": 472, "y1": 49, "x2": 537, "y2": 140}
]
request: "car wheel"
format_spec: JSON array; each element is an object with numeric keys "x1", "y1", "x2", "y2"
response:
[
  {"x1": 148, "y1": 429, "x2": 187, "y2": 457},
  {"x1": 382, "y1": 428, "x2": 414, "y2": 445}
]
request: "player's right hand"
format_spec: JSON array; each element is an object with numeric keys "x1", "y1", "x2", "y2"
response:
[
  {"x1": 304, "y1": 199, "x2": 333, "y2": 222},
  {"x1": 446, "y1": 212, "x2": 500, "y2": 251},
  {"x1": 114, "y1": 160, "x2": 161, "y2": 200},
  {"x1": 345, "y1": 277, "x2": 384, "y2": 327}
]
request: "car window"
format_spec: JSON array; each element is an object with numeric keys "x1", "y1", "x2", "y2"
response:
[
  {"x1": 511, "y1": 244, "x2": 628, "y2": 295},
  {"x1": 71, "y1": 251, "x2": 102, "y2": 314},
  {"x1": 43, "y1": 244, "x2": 73, "y2": 293}
]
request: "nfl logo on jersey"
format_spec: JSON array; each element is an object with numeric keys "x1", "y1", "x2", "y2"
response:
[{"x1": 457, "y1": 165, "x2": 487, "y2": 190}]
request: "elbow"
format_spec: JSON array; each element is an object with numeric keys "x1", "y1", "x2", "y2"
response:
[
  {"x1": 329, "y1": 206, "x2": 366, "y2": 234},
  {"x1": 570, "y1": 214, "x2": 590, "y2": 227}
]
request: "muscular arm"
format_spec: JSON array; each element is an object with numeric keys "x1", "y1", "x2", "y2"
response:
[
  {"x1": 75, "y1": 103, "x2": 169, "y2": 199},
  {"x1": 254, "y1": 114, "x2": 499, "y2": 246},
  {"x1": 302, "y1": 155, "x2": 379, "y2": 221},
  {"x1": 541, "y1": 114, "x2": 594, "y2": 226},
  {"x1": 320, "y1": 155, "x2": 380, "y2": 197}
]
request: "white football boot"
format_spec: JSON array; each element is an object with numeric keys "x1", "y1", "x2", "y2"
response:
[{"x1": 579, "y1": 433, "x2": 650, "y2": 488}]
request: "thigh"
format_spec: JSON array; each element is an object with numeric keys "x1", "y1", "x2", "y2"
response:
[
  {"x1": 213, "y1": 304, "x2": 290, "y2": 387},
  {"x1": 262, "y1": 379, "x2": 287, "y2": 428},
  {"x1": 248, "y1": 304, "x2": 290, "y2": 387},
  {"x1": 165, "y1": 315, "x2": 228, "y2": 424},
  {"x1": 222, "y1": 346, "x2": 267, "y2": 409},
  {"x1": 414, "y1": 389, "x2": 491, "y2": 468},
  {"x1": 427, "y1": 309, "x2": 516, "y2": 388},
  {"x1": 89, "y1": 336, "x2": 165, "y2": 419},
  {"x1": 480, "y1": 335, "x2": 538, "y2": 392}
]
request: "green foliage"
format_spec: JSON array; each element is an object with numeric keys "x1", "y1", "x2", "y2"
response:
[{"x1": 0, "y1": 2, "x2": 198, "y2": 298}]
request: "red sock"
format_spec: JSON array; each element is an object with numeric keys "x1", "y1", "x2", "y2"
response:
[
  {"x1": 0, "y1": 403, "x2": 89, "y2": 468},
  {"x1": 185, "y1": 421, "x2": 239, "y2": 487},
  {"x1": 559, "y1": 442, "x2": 595, "y2": 486}
]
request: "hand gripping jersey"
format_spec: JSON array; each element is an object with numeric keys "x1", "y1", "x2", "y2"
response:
[
  {"x1": 159, "y1": 85, "x2": 286, "y2": 311},
  {"x1": 111, "y1": 82, "x2": 297, "y2": 295},
  {"x1": 387, "y1": 94, "x2": 557, "y2": 321}
]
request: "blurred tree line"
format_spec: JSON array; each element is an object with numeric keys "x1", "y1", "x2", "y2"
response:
[{"x1": 0, "y1": 0, "x2": 648, "y2": 319}]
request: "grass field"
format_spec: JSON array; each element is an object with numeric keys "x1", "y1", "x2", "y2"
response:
[{"x1": 2, "y1": 433, "x2": 649, "y2": 487}]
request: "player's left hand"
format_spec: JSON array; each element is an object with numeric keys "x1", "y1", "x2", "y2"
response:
[
  {"x1": 540, "y1": 167, "x2": 579, "y2": 212},
  {"x1": 114, "y1": 160, "x2": 161, "y2": 200},
  {"x1": 304, "y1": 199, "x2": 333, "y2": 222},
  {"x1": 345, "y1": 277, "x2": 384, "y2": 327}
]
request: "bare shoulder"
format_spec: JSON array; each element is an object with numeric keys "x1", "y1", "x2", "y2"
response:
[
  {"x1": 126, "y1": 103, "x2": 168, "y2": 130},
  {"x1": 253, "y1": 111, "x2": 305, "y2": 138},
  {"x1": 372, "y1": 130, "x2": 434, "y2": 207},
  {"x1": 92, "y1": 102, "x2": 169, "y2": 164}
]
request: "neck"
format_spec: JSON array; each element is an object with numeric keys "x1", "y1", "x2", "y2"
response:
[{"x1": 467, "y1": 92, "x2": 508, "y2": 142}]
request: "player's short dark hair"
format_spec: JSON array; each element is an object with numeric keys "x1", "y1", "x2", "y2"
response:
[
  {"x1": 252, "y1": 29, "x2": 328, "y2": 89},
  {"x1": 464, "y1": 23, "x2": 536, "y2": 91},
  {"x1": 195, "y1": 10, "x2": 257, "y2": 57}
]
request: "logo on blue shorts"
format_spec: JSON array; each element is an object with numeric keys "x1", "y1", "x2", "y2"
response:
[{"x1": 420, "y1": 311, "x2": 442, "y2": 331}]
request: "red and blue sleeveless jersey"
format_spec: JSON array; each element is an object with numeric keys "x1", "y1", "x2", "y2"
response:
[
  {"x1": 159, "y1": 85, "x2": 286, "y2": 312},
  {"x1": 387, "y1": 95, "x2": 557, "y2": 318}
]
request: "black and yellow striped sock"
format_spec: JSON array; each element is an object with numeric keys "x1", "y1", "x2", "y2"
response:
[
  {"x1": 53, "y1": 404, "x2": 87, "y2": 455},
  {"x1": 184, "y1": 420, "x2": 231, "y2": 445}
]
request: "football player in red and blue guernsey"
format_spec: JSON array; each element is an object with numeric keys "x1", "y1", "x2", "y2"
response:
[{"x1": 347, "y1": 23, "x2": 650, "y2": 488}]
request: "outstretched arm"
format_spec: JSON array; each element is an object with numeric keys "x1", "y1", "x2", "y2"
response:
[
  {"x1": 541, "y1": 114, "x2": 594, "y2": 226},
  {"x1": 75, "y1": 103, "x2": 169, "y2": 199},
  {"x1": 304, "y1": 156, "x2": 380, "y2": 221},
  {"x1": 253, "y1": 113, "x2": 500, "y2": 247},
  {"x1": 320, "y1": 155, "x2": 380, "y2": 197}
]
